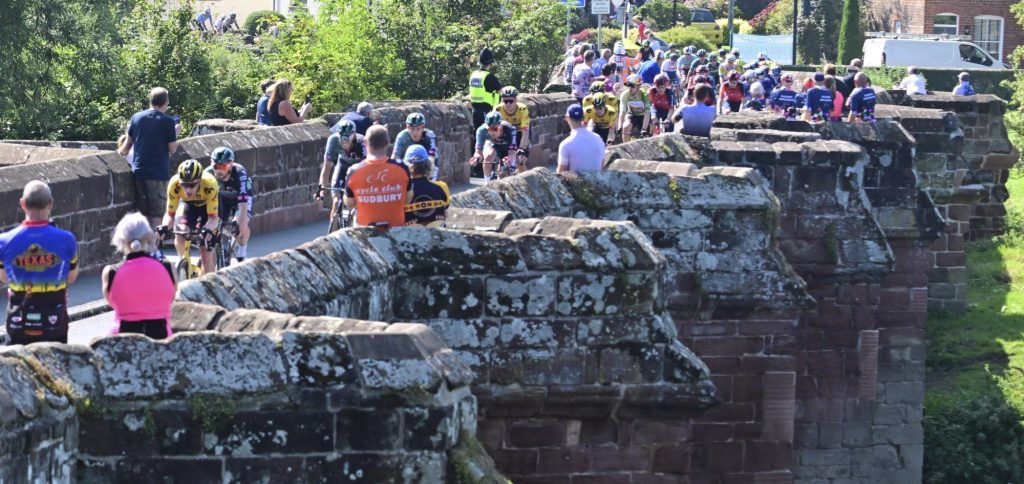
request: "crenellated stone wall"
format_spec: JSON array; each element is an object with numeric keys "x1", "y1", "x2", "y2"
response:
[{"x1": 0, "y1": 324, "x2": 497, "y2": 483}]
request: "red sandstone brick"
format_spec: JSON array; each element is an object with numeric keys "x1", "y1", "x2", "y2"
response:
[
  {"x1": 733, "y1": 422, "x2": 764, "y2": 440},
  {"x1": 744, "y1": 441, "x2": 791, "y2": 471},
  {"x1": 823, "y1": 329, "x2": 859, "y2": 348},
  {"x1": 632, "y1": 420, "x2": 691, "y2": 446},
  {"x1": 652, "y1": 444, "x2": 691, "y2": 474},
  {"x1": 711, "y1": 375, "x2": 734, "y2": 402},
  {"x1": 570, "y1": 474, "x2": 632, "y2": 484},
  {"x1": 507, "y1": 475, "x2": 568, "y2": 484},
  {"x1": 691, "y1": 423, "x2": 735, "y2": 442},
  {"x1": 762, "y1": 372, "x2": 796, "y2": 443},
  {"x1": 580, "y1": 419, "x2": 620, "y2": 445},
  {"x1": 692, "y1": 336, "x2": 766, "y2": 357},
  {"x1": 947, "y1": 234, "x2": 965, "y2": 251},
  {"x1": 536, "y1": 447, "x2": 591, "y2": 474},
  {"x1": 806, "y1": 350, "x2": 844, "y2": 377},
  {"x1": 707, "y1": 442, "x2": 744, "y2": 473},
  {"x1": 738, "y1": 320, "x2": 797, "y2": 336},
  {"x1": 477, "y1": 419, "x2": 505, "y2": 449},
  {"x1": 723, "y1": 473, "x2": 757, "y2": 484},
  {"x1": 491, "y1": 448, "x2": 539, "y2": 475},
  {"x1": 740, "y1": 356, "x2": 797, "y2": 373},
  {"x1": 592, "y1": 445, "x2": 651, "y2": 472},
  {"x1": 508, "y1": 419, "x2": 565, "y2": 448},
  {"x1": 754, "y1": 470, "x2": 794, "y2": 483},
  {"x1": 936, "y1": 252, "x2": 967, "y2": 267},
  {"x1": 731, "y1": 375, "x2": 762, "y2": 403},
  {"x1": 852, "y1": 306, "x2": 876, "y2": 330},
  {"x1": 702, "y1": 403, "x2": 756, "y2": 422}
]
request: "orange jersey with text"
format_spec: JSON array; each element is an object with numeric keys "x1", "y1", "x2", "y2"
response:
[{"x1": 344, "y1": 158, "x2": 412, "y2": 228}]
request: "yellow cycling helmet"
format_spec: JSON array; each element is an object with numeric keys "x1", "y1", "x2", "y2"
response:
[{"x1": 177, "y1": 159, "x2": 203, "y2": 183}]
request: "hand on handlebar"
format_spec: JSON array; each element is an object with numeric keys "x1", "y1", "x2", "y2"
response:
[
  {"x1": 469, "y1": 155, "x2": 482, "y2": 167},
  {"x1": 156, "y1": 225, "x2": 172, "y2": 236},
  {"x1": 200, "y1": 228, "x2": 217, "y2": 249},
  {"x1": 314, "y1": 184, "x2": 324, "y2": 201}
]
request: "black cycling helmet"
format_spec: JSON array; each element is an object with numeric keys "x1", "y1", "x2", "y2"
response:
[
  {"x1": 405, "y1": 112, "x2": 426, "y2": 126},
  {"x1": 178, "y1": 159, "x2": 203, "y2": 183},
  {"x1": 210, "y1": 147, "x2": 234, "y2": 165},
  {"x1": 592, "y1": 94, "x2": 607, "y2": 109},
  {"x1": 484, "y1": 111, "x2": 503, "y2": 127},
  {"x1": 500, "y1": 86, "x2": 519, "y2": 98},
  {"x1": 590, "y1": 81, "x2": 605, "y2": 94},
  {"x1": 335, "y1": 119, "x2": 357, "y2": 138},
  {"x1": 697, "y1": 49, "x2": 708, "y2": 57}
]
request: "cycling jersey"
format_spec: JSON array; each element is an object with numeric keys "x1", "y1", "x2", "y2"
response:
[
  {"x1": 204, "y1": 164, "x2": 253, "y2": 218},
  {"x1": 848, "y1": 87, "x2": 877, "y2": 122},
  {"x1": 720, "y1": 83, "x2": 744, "y2": 103},
  {"x1": 805, "y1": 86, "x2": 834, "y2": 122},
  {"x1": 345, "y1": 158, "x2": 412, "y2": 228},
  {"x1": 475, "y1": 122, "x2": 519, "y2": 154},
  {"x1": 583, "y1": 104, "x2": 618, "y2": 129},
  {"x1": 405, "y1": 178, "x2": 451, "y2": 226},
  {"x1": 326, "y1": 133, "x2": 367, "y2": 167},
  {"x1": 769, "y1": 88, "x2": 799, "y2": 120},
  {"x1": 494, "y1": 103, "x2": 530, "y2": 131},
  {"x1": 619, "y1": 89, "x2": 650, "y2": 117},
  {"x1": 0, "y1": 221, "x2": 78, "y2": 343},
  {"x1": 392, "y1": 129, "x2": 439, "y2": 160},
  {"x1": 648, "y1": 87, "x2": 675, "y2": 116},
  {"x1": 167, "y1": 173, "x2": 219, "y2": 217}
]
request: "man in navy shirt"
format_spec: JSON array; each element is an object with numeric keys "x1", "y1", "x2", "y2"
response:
[
  {"x1": 637, "y1": 58, "x2": 661, "y2": 86},
  {"x1": 769, "y1": 74, "x2": 799, "y2": 120},
  {"x1": 336, "y1": 102, "x2": 375, "y2": 136},
  {"x1": 118, "y1": 87, "x2": 180, "y2": 227},
  {"x1": 847, "y1": 72, "x2": 877, "y2": 122},
  {"x1": 255, "y1": 79, "x2": 274, "y2": 126},
  {"x1": 803, "y1": 72, "x2": 833, "y2": 122}
]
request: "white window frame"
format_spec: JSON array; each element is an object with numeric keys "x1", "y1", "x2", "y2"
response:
[
  {"x1": 974, "y1": 15, "x2": 1005, "y2": 61},
  {"x1": 933, "y1": 13, "x2": 959, "y2": 35}
]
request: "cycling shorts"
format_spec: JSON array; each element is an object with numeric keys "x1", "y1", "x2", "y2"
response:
[
  {"x1": 331, "y1": 162, "x2": 356, "y2": 190},
  {"x1": 593, "y1": 126, "x2": 610, "y2": 143},
  {"x1": 654, "y1": 108, "x2": 670, "y2": 122},
  {"x1": 727, "y1": 101, "x2": 741, "y2": 113},
  {"x1": 183, "y1": 203, "x2": 210, "y2": 231},
  {"x1": 219, "y1": 201, "x2": 252, "y2": 221},
  {"x1": 484, "y1": 141, "x2": 511, "y2": 162},
  {"x1": 628, "y1": 115, "x2": 645, "y2": 137}
]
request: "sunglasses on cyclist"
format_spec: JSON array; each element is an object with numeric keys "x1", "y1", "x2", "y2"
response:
[
  {"x1": 625, "y1": 83, "x2": 637, "y2": 88},
  {"x1": 502, "y1": 99, "x2": 516, "y2": 104},
  {"x1": 488, "y1": 125, "x2": 501, "y2": 132},
  {"x1": 213, "y1": 162, "x2": 231, "y2": 170},
  {"x1": 181, "y1": 181, "x2": 200, "y2": 189}
]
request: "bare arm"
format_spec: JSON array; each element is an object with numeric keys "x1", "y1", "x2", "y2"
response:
[
  {"x1": 281, "y1": 100, "x2": 306, "y2": 124},
  {"x1": 68, "y1": 268, "x2": 79, "y2": 285},
  {"x1": 101, "y1": 265, "x2": 112, "y2": 301}
]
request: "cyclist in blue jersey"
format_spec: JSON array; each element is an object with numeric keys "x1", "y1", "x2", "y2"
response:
[
  {"x1": 403, "y1": 146, "x2": 450, "y2": 227},
  {"x1": 769, "y1": 73, "x2": 800, "y2": 121},
  {"x1": 194, "y1": 7, "x2": 213, "y2": 31},
  {"x1": 392, "y1": 113, "x2": 440, "y2": 179},
  {"x1": 0, "y1": 181, "x2": 78, "y2": 344},
  {"x1": 803, "y1": 72, "x2": 834, "y2": 122},
  {"x1": 471, "y1": 112, "x2": 519, "y2": 182},
  {"x1": 319, "y1": 120, "x2": 367, "y2": 225},
  {"x1": 847, "y1": 73, "x2": 877, "y2": 123}
]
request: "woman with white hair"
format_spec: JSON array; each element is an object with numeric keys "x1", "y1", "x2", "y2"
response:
[{"x1": 102, "y1": 212, "x2": 176, "y2": 339}]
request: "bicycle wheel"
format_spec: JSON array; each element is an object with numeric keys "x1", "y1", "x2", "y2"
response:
[
  {"x1": 176, "y1": 259, "x2": 191, "y2": 281},
  {"x1": 328, "y1": 213, "x2": 342, "y2": 234},
  {"x1": 216, "y1": 236, "x2": 231, "y2": 270}
]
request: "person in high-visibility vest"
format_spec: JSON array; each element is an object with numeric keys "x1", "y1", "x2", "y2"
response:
[{"x1": 469, "y1": 47, "x2": 502, "y2": 131}]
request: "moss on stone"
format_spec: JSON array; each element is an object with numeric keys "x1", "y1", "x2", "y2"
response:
[
  {"x1": 190, "y1": 394, "x2": 237, "y2": 434},
  {"x1": 824, "y1": 222, "x2": 839, "y2": 263},
  {"x1": 668, "y1": 178, "x2": 683, "y2": 203},
  {"x1": 14, "y1": 354, "x2": 76, "y2": 403},
  {"x1": 448, "y1": 430, "x2": 510, "y2": 484}
]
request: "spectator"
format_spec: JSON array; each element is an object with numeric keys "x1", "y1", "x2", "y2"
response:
[
  {"x1": 557, "y1": 104, "x2": 605, "y2": 174},
  {"x1": 602, "y1": 62, "x2": 621, "y2": 92},
  {"x1": 663, "y1": 53, "x2": 680, "y2": 88},
  {"x1": 267, "y1": 79, "x2": 313, "y2": 126},
  {"x1": 673, "y1": 84, "x2": 717, "y2": 137},
  {"x1": 119, "y1": 87, "x2": 180, "y2": 228},
  {"x1": 573, "y1": 51, "x2": 597, "y2": 104},
  {"x1": 344, "y1": 125, "x2": 412, "y2": 229},
  {"x1": 471, "y1": 47, "x2": 503, "y2": 129},
  {"x1": 255, "y1": 79, "x2": 274, "y2": 126},
  {"x1": 825, "y1": 64, "x2": 851, "y2": 100},
  {"x1": 634, "y1": 15, "x2": 649, "y2": 42},
  {"x1": 103, "y1": 212, "x2": 175, "y2": 340},
  {"x1": 847, "y1": 72, "x2": 877, "y2": 122},
  {"x1": 743, "y1": 82, "x2": 767, "y2": 111},
  {"x1": 843, "y1": 58, "x2": 863, "y2": 91},
  {"x1": 803, "y1": 72, "x2": 834, "y2": 122},
  {"x1": 638, "y1": 55, "x2": 661, "y2": 86},
  {"x1": 336, "y1": 102, "x2": 375, "y2": 136},
  {"x1": 825, "y1": 75, "x2": 844, "y2": 121},
  {"x1": 594, "y1": 49, "x2": 612, "y2": 76},
  {"x1": 897, "y1": 66, "x2": 927, "y2": 95},
  {"x1": 0, "y1": 181, "x2": 78, "y2": 345},
  {"x1": 953, "y1": 72, "x2": 976, "y2": 96},
  {"x1": 403, "y1": 146, "x2": 450, "y2": 227}
]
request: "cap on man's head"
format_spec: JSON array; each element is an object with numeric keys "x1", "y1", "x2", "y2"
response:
[
  {"x1": 813, "y1": 72, "x2": 825, "y2": 82},
  {"x1": 357, "y1": 102, "x2": 373, "y2": 115},
  {"x1": 404, "y1": 145, "x2": 430, "y2": 164},
  {"x1": 566, "y1": 104, "x2": 584, "y2": 121}
]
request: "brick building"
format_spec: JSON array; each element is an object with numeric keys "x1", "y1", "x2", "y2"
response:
[{"x1": 900, "y1": 0, "x2": 1024, "y2": 64}]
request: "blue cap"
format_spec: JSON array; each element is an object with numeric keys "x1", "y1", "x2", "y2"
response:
[
  {"x1": 404, "y1": 145, "x2": 430, "y2": 164},
  {"x1": 814, "y1": 72, "x2": 825, "y2": 82},
  {"x1": 566, "y1": 104, "x2": 584, "y2": 120}
]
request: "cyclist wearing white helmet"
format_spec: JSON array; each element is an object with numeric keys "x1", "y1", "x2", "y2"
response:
[
  {"x1": 392, "y1": 112, "x2": 440, "y2": 179},
  {"x1": 206, "y1": 147, "x2": 253, "y2": 262},
  {"x1": 618, "y1": 74, "x2": 651, "y2": 142}
]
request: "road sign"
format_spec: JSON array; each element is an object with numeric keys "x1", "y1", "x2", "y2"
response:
[
  {"x1": 561, "y1": 0, "x2": 586, "y2": 7},
  {"x1": 592, "y1": 0, "x2": 611, "y2": 14},
  {"x1": 612, "y1": 0, "x2": 624, "y2": 5}
]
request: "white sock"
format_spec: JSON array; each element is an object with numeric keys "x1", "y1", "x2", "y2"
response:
[{"x1": 235, "y1": 244, "x2": 247, "y2": 259}]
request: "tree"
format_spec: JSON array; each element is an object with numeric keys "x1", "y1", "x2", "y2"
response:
[{"x1": 837, "y1": 0, "x2": 863, "y2": 64}]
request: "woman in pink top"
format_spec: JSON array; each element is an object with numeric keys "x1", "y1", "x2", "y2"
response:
[
  {"x1": 825, "y1": 75, "x2": 845, "y2": 121},
  {"x1": 102, "y1": 212, "x2": 176, "y2": 339}
]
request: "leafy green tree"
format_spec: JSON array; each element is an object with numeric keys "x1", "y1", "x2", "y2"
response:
[{"x1": 836, "y1": 0, "x2": 862, "y2": 64}]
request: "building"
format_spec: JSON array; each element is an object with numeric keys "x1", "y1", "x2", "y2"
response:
[{"x1": 900, "y1": 0, "x2": 1023, "y2": 64}]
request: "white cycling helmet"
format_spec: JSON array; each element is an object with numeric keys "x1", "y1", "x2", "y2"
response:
[{"x1": 613, "y1": 41, "x2": 626, "y2": 56}]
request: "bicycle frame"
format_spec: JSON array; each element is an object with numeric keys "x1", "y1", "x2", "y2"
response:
[
  {"x1": 216, "y1": 221, "x2": 239, "y2": 270},
  {"x1": 169, "y1": 228, "x2": 208, "y2": 280}
]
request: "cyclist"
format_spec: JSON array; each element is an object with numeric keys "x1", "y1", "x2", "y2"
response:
[
  {"x1": 471, "y1": 111, "x2": 519, "y2": 182},
  {"x1": 319, "y1": 119, "x2": 366, "y2": 227},
  {"x1": 583, "y1": 93, "x2": 618, "y2": 144},
  {"x1": 731, "y1": 48, "x2": 745, "y2": 70},
  {"x1": 392, "y1": 113, "x2": 440, "y2": 178},
  {"x1": 205, "y1": 147, "x2": 252, "y2": 262},
  {"x1": 403, "y1": 146, "x2": 451, "y2": 227},
  {"x1": 689, "y1": 49, "x2": 709, "y2": 72},
  {"x1": 582, "y1": 81, "x2": 606, "y2": 108},
  {"x1": 678, "y1": 46, "x2": 697, "y2": 74},
  {"x1": 720, "y1": 55, "x2": 738, "y2": 79},
  {"x1": 663, "y1": 52, "x2": 680, "y2": 92},
  {"x1": 194, "y1": 6, "x2": 213, "y2": 32},
  {"x1": 215, "y1": 13, "x2": 240, "y2": 34},
  {"x1": 493, "y1": 86, "x2": 531, "y2": 173},
  {"x1": 618, "y1": 74, "x2": 650, "y2": 142},
  {"x1": 160, "y1": 160, "x2": 220, "y2": 275},
  {"x1": 649, "y1": 74, "x2": 676, "y2": 134},
  {"x1": 719, "y1": 72, "x2": 745, "y2": 113},
  {"x1": 707, "y1": 54, "x2": 721, "y2": 87},
  {"x1": 769, "y1": 73, "x2": 800, "y2": 121}
]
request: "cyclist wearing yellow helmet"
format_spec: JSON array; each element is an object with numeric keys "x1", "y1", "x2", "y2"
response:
[{"x1": 161, "y1": 159, "x2": 219, "y2": 274}]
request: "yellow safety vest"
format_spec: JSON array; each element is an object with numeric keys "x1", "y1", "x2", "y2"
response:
[{"x1": 469, "y1": 70, "x2": 498, "y2": 107}]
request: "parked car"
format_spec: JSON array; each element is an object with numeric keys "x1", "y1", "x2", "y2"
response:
[
  {"x1": 689, "y1": 8, "x2": 723, "y2": 45},
  {"x1": 863, "y1": 37, "x2": 1007, "y2": 69}
]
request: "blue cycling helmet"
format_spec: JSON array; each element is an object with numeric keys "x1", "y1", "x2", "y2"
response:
[
  {"x1": 404, "y1": 145, "x2": 430, "y2": 164},
  {"x1": 484, "y1": 111, "x2": 503, "y2": 127},
  {"x1": 405, "y1": 112, "x2": 426, "y2": 126},
  {"x1": 333, "y1": 119, "x2": 357, "y2": 138}
]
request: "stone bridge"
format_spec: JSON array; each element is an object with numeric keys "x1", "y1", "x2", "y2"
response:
[{"x1": 0, "y1": 90, "x2": 1016, "y2": 483}]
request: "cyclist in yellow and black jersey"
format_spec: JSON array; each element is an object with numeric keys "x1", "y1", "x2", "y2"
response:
[
  {"x1": 161, "y1": 159, "x2": 219, "y2": 275},
  {"x1": 494, "y1": 86, "x2": 530, "y2": 151},
  {"x1": 583, "y1": 93, "x2": 618, "y2": 144}
]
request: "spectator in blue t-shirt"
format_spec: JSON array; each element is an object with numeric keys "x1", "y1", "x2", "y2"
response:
[
  {"x1": 803, "y1": 72, "x2": 834, "y2": 122},
  {"x1": 672, "y1": 84, "x2": 717, "y2": 137},
  {"x1": 334, "y1": 102, "x2": 375, "y2": 136},
  {"x1": 638, "y1": 58, "x2": 661, "y2": 86},
  {"x1": 952, "y1": 72, "x2": 976, "y2": 96},
  {"x1": 847, "y1": 72, "x2": 877, "y2": 123},
  {"x1": 118, "y1": 87, "x2": 180, "y2": 227},
  {"x1": 255, "y1": 79, "x2": 274, "y2": 126},
  {"x1": 769, "y1": 74, "x2": 799, "y2": 120}
]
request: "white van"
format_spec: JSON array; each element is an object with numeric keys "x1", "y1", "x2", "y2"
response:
[{"x1": 863, "y1": 36, "x2": 1006, "y2": 69}]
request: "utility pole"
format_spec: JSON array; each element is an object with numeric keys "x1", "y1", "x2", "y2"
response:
[
  {"x1": 727, "y1": 0, "x2": 734, "y2": 47},
  {"x1": 792, "y1": 0, "x2": 798, "y2": 63}
]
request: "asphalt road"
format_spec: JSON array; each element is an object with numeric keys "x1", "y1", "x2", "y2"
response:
[{"x1": 4, "y1": 178, "x2": 487, "y2": 346}]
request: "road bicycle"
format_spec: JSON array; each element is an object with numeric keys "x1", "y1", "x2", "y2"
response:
[
  {"x1": 215, "y1": 220, "x2": 239, "y2": 270},
  {"x1": 316, "y1": 187, "x2": 356, "y2": 234},
  {"x1": 160, "y1": 226, "x2": 215, "y2": 281}
]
